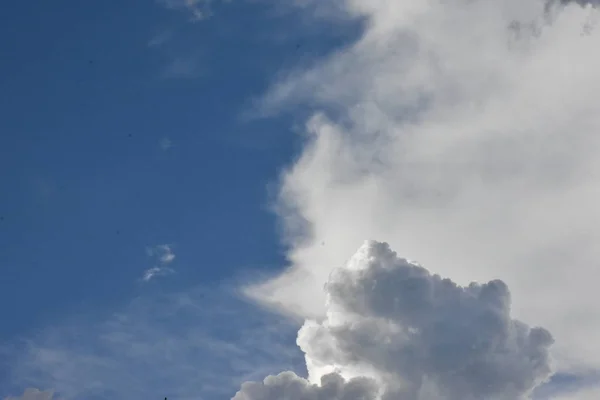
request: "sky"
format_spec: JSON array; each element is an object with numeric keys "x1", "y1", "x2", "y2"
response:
[{"x1": 2, "y1": 0, "x2": 600, "y2": 399}]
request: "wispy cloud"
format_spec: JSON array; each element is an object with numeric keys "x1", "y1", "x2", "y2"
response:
[
  {"x1": 157, "y1": 0, "x2": 213, "y2": 21},
  {"x1": 4, "y1": 286, "x2": 303, "y2": 399},
  {"x1": 163, "y1": 57, "x2": 202, "y2": 79},
  {"x1": 150, "y1": 1, "x2": 213, "y2": 78},
  {"x1": 141, "y1": 244, "x2": 176, "y2": 282},
  {"x1": 4, "y1": 388, "x2": 56, "y2": 400},
  {"x1": 141, "y1": 266, "x2": 175, "y2": 282},
  {"x1": 159, "y1": 137, "x2": 174, "y2": 151},
  {"x1": 147, "y1": 30, "x2": 173, "y2": 48},
  {"x1": 146, "y1": 244, "x2": 175, "y2": 262}
]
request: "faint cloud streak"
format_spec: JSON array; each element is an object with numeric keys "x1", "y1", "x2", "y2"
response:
[
  {"x1": 4, "y1": 389, "x2": 56, "y2": 400},
  {"x1": 147, "y1": 30, "x2": 173, "y2": 48},
  {"x1": 159, "y1": 137, "x2": 174, "y2": 151},
  {"x1": 4, "y1": 286, "x2": 303, "y2": 400},
  {"x1": 157, "y1": 0, "x2": 213, "y2": 21},
  {"x1": 141, "y1": 244, "x2": 176, "y2": 282},
  {"x1": 163, "y1": 57, "x2": 202, "y2": 79},
  {"x1": 141, "y1": 266, "x2": 175, "y2": 282}
]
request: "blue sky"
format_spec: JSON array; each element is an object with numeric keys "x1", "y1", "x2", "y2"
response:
[
  {"x1": 0, "y1": 1, "x2": 357, "y2": 397},
  {"x1": 3, "y1": 1, "x2": 600, "y2": 399},
  {"x1": 0, "y1": 0, "x2": 339, "y2": 340}
]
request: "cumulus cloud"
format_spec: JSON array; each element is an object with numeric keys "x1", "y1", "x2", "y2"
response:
[
  {"x1": 4, "y1": 389, "x2": 55, "y2": 400},
  {"x1": 235, "y1": 372, "x2": 379, "y2": 400},
  {"x1": 141, "y1": 244, "x2": 176, "y2": 282},
  {"x1": 235, "y1": 241, "x2": 554, "y2": 400},
  {"x1": 244, "y1": 0, "x2": 600, "y2": 385}
]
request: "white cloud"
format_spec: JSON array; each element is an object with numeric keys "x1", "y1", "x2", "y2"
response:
[
  {"x1": 235, "y1": 241, "x2": 554, "y2": 399},
  {"x1": 243, "y1": 0, "x2": 600, "y2": 387},
  {"x1": 141, "y1": 244, "x2": 176, "y2": 282},
  {"x1": 4, "y1": 389, "x2": 55, "y2": 400},
  {"x1": 145, "y1": 244, "x2": 174, "y2": 259},
  {"x1": 235, "y1": 372, "x2": 379, "y2": 400},
  {"x1": 141, "y1": 266, "x2": 175, "y2": 281}
]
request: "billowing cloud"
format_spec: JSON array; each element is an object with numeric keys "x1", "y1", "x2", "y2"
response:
[
  {"x1": 235, "y1": 372, "x2": 379, "y2": 400},
  {"x1": 235, "y1": 241, "x2": 554, "y2": 400},
  {"x1": 4, "y1": 389, "x2": 55, "y2": 400},
  {"x1": 244, "y1": 0, "x2": 600, "y2": 383}
]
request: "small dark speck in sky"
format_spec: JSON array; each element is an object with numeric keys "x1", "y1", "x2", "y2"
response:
[{"x1": 128, "y1": 134, "x2": 132, "y2": 138}]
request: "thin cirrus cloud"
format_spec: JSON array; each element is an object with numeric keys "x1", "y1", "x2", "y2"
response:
[
  {"x1": 140, "y1": 244, "x2": 176, "y2": 282},
  {"x1": 147, "y1": 30, "x2": 173, "y2": 48},
  {"x1": 146, "y1": 28, "x2": 204, "y2": 79},
  {"x1": 141, "y1": 266, "x2": 175, "y2": 282},
  {"x1": 149, "y1": 2, "x2": 211, "y2": 80},
  {"x1": 4, "y1": 388, "x2": 56, "y2": 400},
  {"x1": 239, "y1": 0, "x2": 600, "y2": 398},
  {"x1": 163, "y1": 57, "x2": 202, "y2": 79},
  {"x1": 159, "y1": 137, "x2": 174, "y2": 151},
  {"x1": 157, "y1": 0, "x2": 214, "y2": 21},
  {"x1": 3, "y1": 286, "x2": 303, "y2": 400}
]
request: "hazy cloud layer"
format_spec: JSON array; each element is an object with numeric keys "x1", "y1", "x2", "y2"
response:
[
  {"x1": 4, "y1": 389, "x2": 56, "y2": 400},
  {"x1": 245, "y1": 0, "x2": 600, "y2": 381},
  {"x1": 235, "y1": 241, "x2": 554, "y2": 400},
  {"x1": 4, "y1": 286, "x2": 302, "y2": 400}
]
